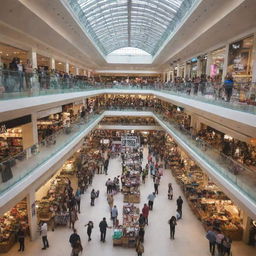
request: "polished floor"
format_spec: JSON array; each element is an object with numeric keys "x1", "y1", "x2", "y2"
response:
[{"x1": 5, "y1": 147, "x2": 256, "y2": 256}]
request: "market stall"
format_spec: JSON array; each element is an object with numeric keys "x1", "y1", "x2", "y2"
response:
[{"x1": 0, "y1": 199, "x2": 28, "y2": 253}]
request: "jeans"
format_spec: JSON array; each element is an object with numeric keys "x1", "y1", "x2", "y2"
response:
[
  {"x1": 100, "y1": 230, "x2": 106, "y2": 241},
  {"x1": 170, "y1": 227, "x2": 175, "y2": 239},
  {"x1": 209, "y1": 242, "x2": 215, "y2": 255},
  {"x1": 18, "y1": 238, "x2": 25, "y2": 251},
  {"x1": 42, "y1": 236, "x2": 49, "y2": 248},
  {"x1": 148, "y1": 200, "x2": 153, "y2": 210}
]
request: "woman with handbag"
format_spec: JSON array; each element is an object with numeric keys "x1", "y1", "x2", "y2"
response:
[{"x1": 136, "y1": 239, "x2": 144, "y2": 256}]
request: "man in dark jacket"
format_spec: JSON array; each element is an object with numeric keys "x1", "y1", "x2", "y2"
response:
[
  {"x1": 176, "y1": 196, "x2": 183, "y2": 218},
  {"x1": 69, "y1": 229, "x2": 81, "y2": 249},
  {"x1": 99, "y1": 217, "x2": 109, "y2": 242}
]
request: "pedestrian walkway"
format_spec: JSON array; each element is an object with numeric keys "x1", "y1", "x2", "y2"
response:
[{"x1": 4, "y1": 147, "x2": 256, "y2": 256}]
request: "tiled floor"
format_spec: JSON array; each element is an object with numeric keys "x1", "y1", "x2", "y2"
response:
[{"x1": 4, "y1": 147, "x2": 256, "y2": 256}]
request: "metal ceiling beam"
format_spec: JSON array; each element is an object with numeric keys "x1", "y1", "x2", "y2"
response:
[{"x1": 127, "y1": 0, "x2": 132, "y2": 47}]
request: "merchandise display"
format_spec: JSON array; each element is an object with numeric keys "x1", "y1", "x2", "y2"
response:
[
  {"x1": 165, "y1": 136, "x2": 244, "y2": 240},
  {"x1": 0, "y1": 199, "x2": 28, "y2": 253},
  {"x1": 0, "y1": 127, "x2": 23, "y2": 161}
]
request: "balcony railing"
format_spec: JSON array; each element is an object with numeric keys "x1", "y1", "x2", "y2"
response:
[
  {"x1": 0, "y1": 69, "x2": 255, "y2": 114},
  {"x1": 1, "y1": 106, "x2": 256, "y2": 208}
]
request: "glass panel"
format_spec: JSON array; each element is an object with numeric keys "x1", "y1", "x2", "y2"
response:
[{"x1": 68, "y1": 0, "x2": 199, "y2": 56}]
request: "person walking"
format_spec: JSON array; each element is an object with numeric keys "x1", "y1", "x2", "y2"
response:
[
  {"x1": 99, "y1": 217, "x2": 110, "y2": 242},
  {"x1": 168, "y1": 183, "x2": 173, "y2": 200},
  {"x1": 17, "y1": 227, "x2": 25, "y2": 252},
  {"x1": 142, "y1": 203, "x2": 149, "y2": 225},
  {"x1": 91, "y1": 189, "x2": 96, "y2": 206},
  {"x1": 206, "y1": 228, "x2": 217, "y2": 256},
  {"x1": 75, "y1": 189, "x2": 81, "y2": 214},
  {"x1": 136, "y1": 239, "x2": 144, "y2": 256},
  {"x1": 111, "y1": 205, "x2": 118, "y2": 227},
  {"x1": 84, "y1": 221, "x2": 94, "y2": 241},
  {"x1": 168, "y1": 216, "x2": 177, "y2": 239},
  {"x1": 138, "y1": 227, "x2": 145, "y2": 243},
  {"x1": 147, "y1": 192, "x2": 156, "y2": 210},
  {"x1": 107, "y1": 194, "x2": 114, "y2": 210},
  {"x1": 154, "y1": 176, "x2": 160, "y2": 194},
  {"x1": 70, "y1": 209, "x2": 78, "y2": 229},
  {"x1": 223, "y1": 73, "x2": 234, "y2": 102},
  {"x1": 69, "y1": 229, "x2": 82, "y2": 256},
  {"x1": 222, "y1": 236, "x2": 232, "y2": 256},
  {"x1": 216, "y1": 229, "x2": 225, "y2": 256},
  {"x1": 40, "y1": 222, "x2": 49, "y2": 250},
  {"x1": 176, "y1": 196, "x2": 183, "y2": 218}
]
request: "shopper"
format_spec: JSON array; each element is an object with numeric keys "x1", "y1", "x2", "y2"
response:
[
  {"x1": 111, "y1": 205, "x2": 118, "y2": 227},
  {"x1": 99, "y1": 217, "x2": 110, "y2": 242},
  {"x1": 206, "y1": 228, "x2": 216, "y2": 256},
  {"x1": 136, "y1": 239, "x2": 144, "y2": 256},
  {"x1": 69, "y1": 229, "x2": 82, "y2": 256},
  {"x1": 40, "y1": 222, "x2": 49, "y2": 250},
  {"x1": 154, "y1": 176, "x2": 160, "y2": 194},
  {"x1": 223, "y1": 73, "x2": 234, "y2": 102},
  {"x1": 75, "y1": 189, "x2": 81, "y2": 214},
  {"x1": 147, "y1": 192, "x2": 156, "y2": 210},
  {"x1": 138, "y1": 214, "x2": 145, "y2": 227},
  {"x1": 70, "y1": 209, "x2": 78, "y2": 229},
  {"x1": 17, "y1": 227, "x2": 25, "y2": 252},
  {"x1": 168, "y1": 183, "x2": 173, "y2": 200},
  {"x1": 222, "y1": 236, "x2": 232, "y2": 256},
  {"x1": 168, "y1": 216, "x2": 177, "y2": 239},
  {"x1": 142, "y1": 203, "x2": 149, "y2": 225},
  {"x1": 138, "y1": 227, "x2": 145, "y2": 243},
  {"x1": 107, "y1": 194, "x2": 114, "y2": 209},
  {"x1": 216, "y1": 229, "x2": 225, "y2": 255},
  {"x1": 84, "y1": 221, "x2": 94, "y2": 241},
  {"x1": 176, "y1": 196, "x2": 183, "y2": 218},
  {"x1": 90, "y1": 189, "x2": 96, "y2": 206}
]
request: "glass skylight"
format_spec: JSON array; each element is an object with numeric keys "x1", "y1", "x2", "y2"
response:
[
  {"x1": 68, "y1": 0, "x2": 198, "y2": 56},
  {"x1": 109, "y1": 47, "x2": 151, "y2": 56}
]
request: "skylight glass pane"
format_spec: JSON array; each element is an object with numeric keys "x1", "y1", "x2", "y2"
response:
[{"x1": 68, "y1": 0, "x2": 198, "y2": 56}]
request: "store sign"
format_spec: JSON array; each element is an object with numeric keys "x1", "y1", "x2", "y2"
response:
[
  {"x1": 0, "y1": 115, "x2": 31, "y2": 130},
  {"x1": 37, "y1": 106, "x2": 62, "y2": 119}
]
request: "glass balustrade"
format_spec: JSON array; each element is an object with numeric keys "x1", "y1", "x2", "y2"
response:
[
  {"x1": 0, "y1": 112, "x2": 103, "y2": 194},
  {"x1": 0, "y1": 69, "x2": 256, "y2": 114},
  {"x1": 0, "y1": 107, "x2": 256, "y2": 204}
]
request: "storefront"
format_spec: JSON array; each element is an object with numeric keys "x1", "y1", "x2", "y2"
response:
[
  {"x1": 228, "y1": 35, "x2": 254, "y2": 83},
  {"x1": 0, "y1": 199, "x2": 29, "y2": 253},
  {"x1": 0, "y1": 115, "x2": 36, "y2": 182},
  {"x1": 210, "y1": 47, "x2": 226, "y2": 80}
]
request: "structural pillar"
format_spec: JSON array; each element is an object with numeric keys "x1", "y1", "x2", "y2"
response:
[
  {"x1": 206, "y1": 52, "x2": 213, "y2": 77},
  {"x1": 28, "y1": 49, "x2": 37, "y2": 70},
  {"x1": 197, "y1": 60, "x2": 202, "y2": 77},
  {"x1": 88, "y1": 70, "x2": 91, "y2": 78},
  {"x1": 242, "y1": 211, "x2": 251, "y2": 243},
  {"x1": 50, "y1": 57, "x2": 55, "y2": 70},
  {"x1": 251, "y1": 32, "x2": 256, "y2": 83},
  {"x1": 65, "y1": 62, "x2": 69, "y2": 74},
  {"x1": 183, "y1": 64, "x2": 187, "y2": 79},
  {"x1": 190, "y1": 114, "x2": 201, "y2": 135},
  {"x1": 177, "y1": 64, "x2": 180, "y2": 77},
  {"x1": 75, "y1": 67, "x2": 79, "y2": 76},
  {"x1": 222, "y1": 44, "x2": 229, "y2": 82},
  {"x1": 171, "y1": 70, "x2": 175, "y2": 82},
  {"x1": 27, "y1": 189, "x2": 38, "y2": 241},
  {"x1": 83, "y1": 70, "x2": 87, "y2": 76}
]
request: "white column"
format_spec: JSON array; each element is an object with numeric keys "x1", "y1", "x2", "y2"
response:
[
  {"x1": 222, "y1": 44, "x2": 229, "y2": 82},
  {"x1": 206, "y1": 52, "x2": 213, "y2": 77},
  {"x1": 27, "y1": 189, "x2": 38, "y2": 241},
  {"x1": 75, "y1": 67, "x2": 79, "y2": 76},
  {"x1": 171, "y1": 70, "x2": 175, "y2": 82},
  {"x1": 65, "y1": 62, "x2": 69, "y2": 73},
  {"x1": 83, "y1": 70, "x2": 87, "y2": 76},
  {"x1": 242, "y1": 211, "x2": 251, "y2": 243},
  {"x1": 251, "y1": 32, "x2": 256, "y2": 83},
  {"x1": 183, "y1": 64, "x2": 187, "y2": 78},
  {"x1": 197, "y1": 60, "x2": 202, "y2": 77},
  {"x1": 177, "y1": 64, "x2": 180, "y2": 77},
  {"x1": 28, "y1": 49, "x2": 37, "y2": 69},
  {"x1": 88, "y1": 70, "x2": 91, "y2": 78},
  {"x1": 50, "y1": 57, "x2": 55, "y2": 70}
]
